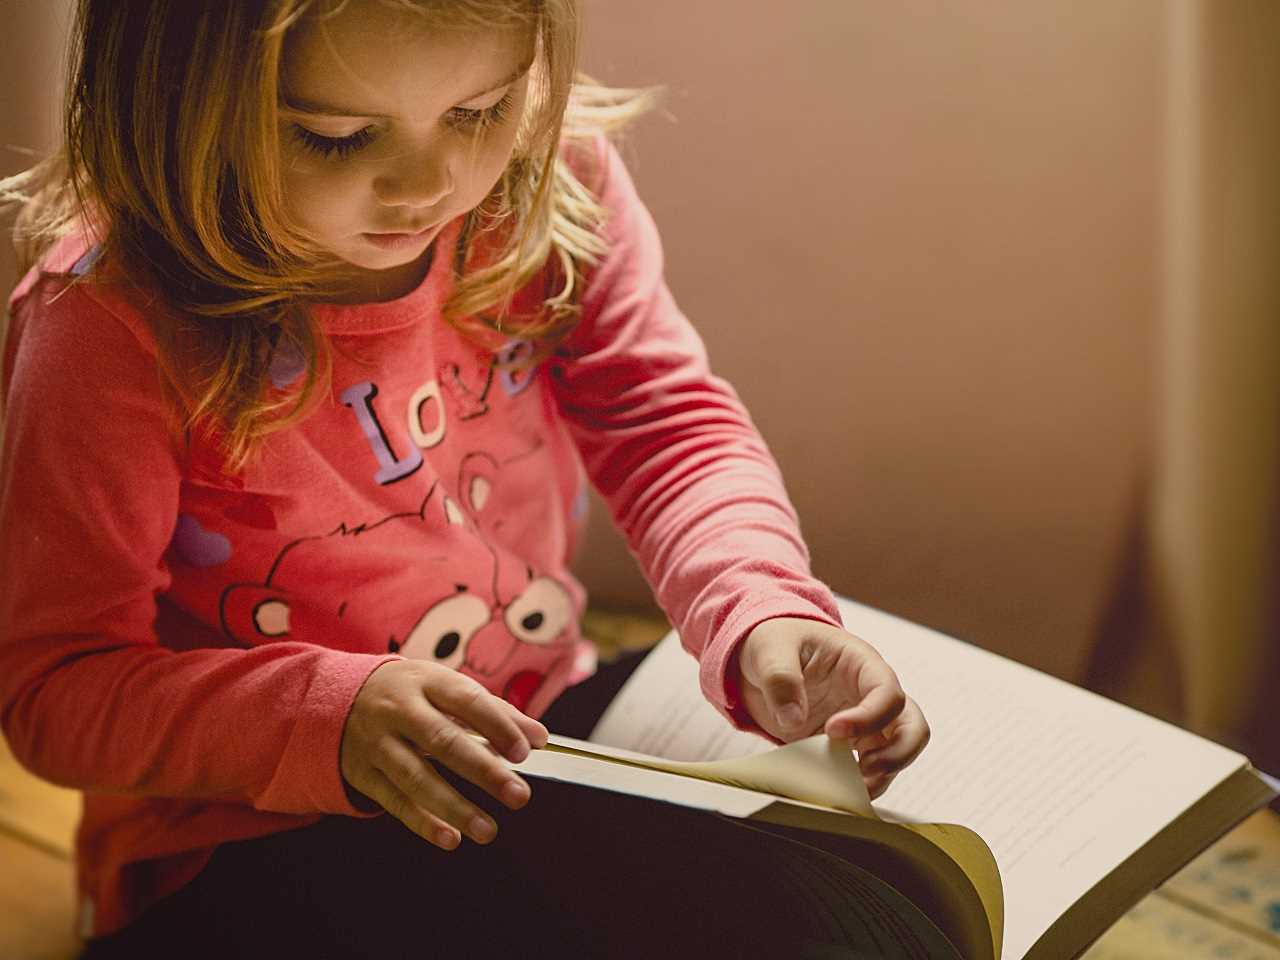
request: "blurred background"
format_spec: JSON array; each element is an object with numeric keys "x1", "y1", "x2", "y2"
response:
[
  {"x1": 574, "y1": 0, "x2": 1280, "y2": 773},
  {"x1": 3, "y1": 1, "x2": 1277, "y2": 772}
]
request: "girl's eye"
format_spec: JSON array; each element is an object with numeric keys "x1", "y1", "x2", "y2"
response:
[
  {"x1": 289, "y1": 90, "x2": 515, "y2": 160},
  {"x1": 292, "y1": 125, "x2": 376, "y2": 160},
  {"x1": 447, "y1": 92, "x2": 516, "y2": 132}
]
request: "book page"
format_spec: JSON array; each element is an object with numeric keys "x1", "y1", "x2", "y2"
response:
[
  {"x1": 822, "y1": 597, "x2": 1251, "y2": 960},
  {"x1": 718, "y1": 816, "x2": 969, "y2": 960},
  {"x1": 753, "y1": 805, "x2": 1002, "y2": 960},
  {"x1": 589, "y1": 596, "x2": 1255, "y2": 960},
  {"x1": 589, "y1": 632, "x2": 778, "y2": 761},
  {"x1": 546, "y1": 732, "x2": 874, "y2": 816},
  {"x1": 512, "y1": 744, "x2": 777, "y2": 818}
]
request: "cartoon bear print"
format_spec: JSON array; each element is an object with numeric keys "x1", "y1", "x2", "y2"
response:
[{"x1": 218, "y1": 474, "x2": 585, "y2": 714}]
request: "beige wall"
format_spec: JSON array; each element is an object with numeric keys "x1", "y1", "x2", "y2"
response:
[
  {"x1": 0, "y1": 0, "x2": 72, "y2": 299},
  {"x1": 578, "y1": 1, "x2": 1161, "y2": 684}
]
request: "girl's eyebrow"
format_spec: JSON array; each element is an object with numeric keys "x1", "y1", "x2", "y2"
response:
[{"x1": 282, "y1": 63, "x2": 532, "y2": 118}]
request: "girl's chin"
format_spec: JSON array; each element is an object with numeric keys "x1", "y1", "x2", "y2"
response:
[{"x1": 326, "y1": 241, "x2": 439, "y2": 303}]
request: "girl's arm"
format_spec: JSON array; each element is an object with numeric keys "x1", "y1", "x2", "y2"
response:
[
  {"x1": 0, "y1": 276, "x2": 386, "y2": 815},
  {"x1": 551, "y1": 140, "x2": 845, "y2": 733},
  {"x1": 555, "y1": 143, "x2": 929, "y2": 788}
]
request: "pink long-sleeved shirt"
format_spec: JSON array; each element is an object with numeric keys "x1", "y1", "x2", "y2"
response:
[{"x1": 0, "y1": 140, "x2": 841, "y2": 937}]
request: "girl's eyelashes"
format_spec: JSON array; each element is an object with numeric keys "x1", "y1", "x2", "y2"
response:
[
  {"x1": 292, "y1": 125, "x2": 377, "y2": 161},
  {"x1": 447, "y1": 91, "x2": 516, "y2": 131},
  {"x1": 290, "y1": 92, "x2": 517, "y2": 161}
]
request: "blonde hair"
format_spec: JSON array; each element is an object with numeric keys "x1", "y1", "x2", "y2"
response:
[{"x1": 1, "y1": 0, "x2": 656, "y2": 470}]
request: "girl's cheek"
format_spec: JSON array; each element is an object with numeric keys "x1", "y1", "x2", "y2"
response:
[
  {"x1": 474, "y1": 130, "x2": 522, "y2": 195},
  {"x1": 282, "y1": 158, "x2": 370, "y2": 231}
]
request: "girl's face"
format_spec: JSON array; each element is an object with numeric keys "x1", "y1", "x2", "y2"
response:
[{"x1": 280, "y1": 2, "x2": 535, "y2": 302}]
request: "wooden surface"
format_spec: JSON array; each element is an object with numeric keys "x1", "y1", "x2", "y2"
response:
[
  {"x1": 0, "y1": 741, "x2": 80, "y2": 960},
  {"x1": 1086, "y1": 807, "x2": 1280, "y2": 958},
  {"x1": 2, "y1": 610, "x2": 1278, "y2": 958}
]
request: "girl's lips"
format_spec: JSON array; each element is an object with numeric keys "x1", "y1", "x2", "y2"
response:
[{"x1": 361, "y1": 221, "x2": 441, "y2": 250}]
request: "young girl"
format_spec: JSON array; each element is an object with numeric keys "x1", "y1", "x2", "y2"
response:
[{"x1": 1, "y1": 0, "x2": 929, "y2": 955}]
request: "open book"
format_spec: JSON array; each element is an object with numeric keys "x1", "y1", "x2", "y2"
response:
[{"x1": 511, "y1": 596, "x2": 1276, "y2": 960}]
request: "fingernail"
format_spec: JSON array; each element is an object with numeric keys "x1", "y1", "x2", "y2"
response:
[
  {"x1": 470, "y1": 816, "x2": 496, "y2": 843},
  {"x1": 503, "y1": 779, "x2": 530, "y2": 808},
  {"x1": 777, "y1": 704, "x2": 804, "y2": 729},
  {"x1": 507, "y1": 742, "x2": 530, "y2": 764},
  {"x1": 437, "y1": 828, "x2": 460, "y2": 850}
]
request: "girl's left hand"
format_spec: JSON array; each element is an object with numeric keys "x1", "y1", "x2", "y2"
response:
[{"x1": 733, "y1": 617, "x2": 930, "y2": 799}]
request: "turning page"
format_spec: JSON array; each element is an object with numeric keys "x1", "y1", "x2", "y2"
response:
[{"x1": 545, "y1": 732, "x2": 874, "y2": 815}]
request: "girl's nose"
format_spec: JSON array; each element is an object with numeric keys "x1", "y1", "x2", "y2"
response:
[{"x1": 373, "y1": 149, "x2": 454, "y2": 209}]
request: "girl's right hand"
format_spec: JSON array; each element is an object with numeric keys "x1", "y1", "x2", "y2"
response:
[{"x1": 339, "y1": 659, "x2": 548, "y2": 851}]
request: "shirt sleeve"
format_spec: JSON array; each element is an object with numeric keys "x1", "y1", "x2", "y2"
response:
[
  {"x1": 551, "y1": 140, "x2": 844, "y2": 731},
  {"x1": 0, "y1": 276, "x2": 395, "y2": 815}
]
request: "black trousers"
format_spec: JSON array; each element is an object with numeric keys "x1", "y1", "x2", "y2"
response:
[{"x1": 79, "y1": 652, "x2": 863, "y2": 959}]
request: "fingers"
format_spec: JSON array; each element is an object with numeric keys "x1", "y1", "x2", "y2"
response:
[
  {"x1": 823, "y1": 657, "x2": 907, "y2": 741},
  {"x1": 429, "y1": 670, "x2": 548, "y2": 763},
  {"x1": 378, "y1": 735, "x2": 503, "y2": 846},
  {"x1": 737, "y1": 619, "x2": 930, "y2": 802},
  {"x1": 340, "y1": 660, "x2": 541, "y2": 850},
  {"x1": 857, "y1": 697, "x2": 930, "y2": 788},
  {"x1": 399, "y1": 698, "x2": 533, "y2": 813},
  {"x1": 864, "y1": 769, "x2": 900, "y2": 801},
  {"x1": 356, "y1": 757, "x2": 478, "y2": 851},
  {"x1": 512, "y1": 711, "x2": 551, "y2": 750}
]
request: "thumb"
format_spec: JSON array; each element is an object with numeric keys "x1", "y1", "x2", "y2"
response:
[{"x1": 747, "y1": 635, "x2": 809, "y2": 734}]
